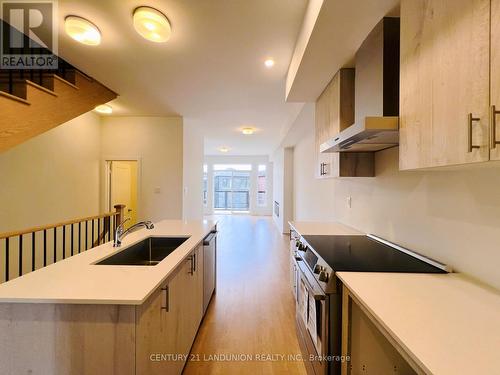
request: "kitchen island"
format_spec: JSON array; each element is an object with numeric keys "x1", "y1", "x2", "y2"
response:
[{"x1": 0, "y1": 219, "x2": 217, "y2": 375}]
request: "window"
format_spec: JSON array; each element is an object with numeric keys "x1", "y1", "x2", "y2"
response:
[
  {"x1": 213, "y1": 164, "x2": 251, "y2": 211},
  {"x1": 203, "y1": 164, "x2": 208, "y2": 206},
  {"x1": 257, "y1": 164, "x2": 267, "y2": 207}
]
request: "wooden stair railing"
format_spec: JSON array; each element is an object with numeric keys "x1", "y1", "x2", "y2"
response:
[{"x1": 0, "y1": 204, "x2": 125, "y2": 284}]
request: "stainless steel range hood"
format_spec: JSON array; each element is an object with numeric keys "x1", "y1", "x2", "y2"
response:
[
  {"x1": 320, "y1": 117, "x2": 399, "y2": 152},
  {"x1": 321, "y1": 17, "x2": 400, "y2": 153}
]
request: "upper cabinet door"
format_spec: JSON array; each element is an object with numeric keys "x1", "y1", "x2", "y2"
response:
[
  {"x1": 491, "y1": 0, "x2": 500, "y2": 160},
  {"x1": 400, "y1": 0, "x2": 490, "y2": 170}
]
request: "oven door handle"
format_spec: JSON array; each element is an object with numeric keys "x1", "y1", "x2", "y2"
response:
[{"x1": 297, "y1": 261, "x2": 326, "y2": 300}]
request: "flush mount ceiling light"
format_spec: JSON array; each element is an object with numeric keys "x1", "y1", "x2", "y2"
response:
[
  {"x1": 218, "y1": 147, "x2": 230, "y2": 153},
  {"x1": 133, "y1": 6, "x2": 171, "y2": 43},
  {"x1": 264, "y1": 58, "x2": 275, "y2": 68},
  {"x1": 94, "y1": 104, "x2": 113, "y2": 114},
  {"x1": 242, "y1": 127, "x2": 255, "y2": 135},
  {"x1": 64, "y1": 16, "x2": 101, "y2": 45}
]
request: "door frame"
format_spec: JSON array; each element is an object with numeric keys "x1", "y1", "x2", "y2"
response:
[{"x1": 101, "y1": 156, "x2": 142, "y2": 220}]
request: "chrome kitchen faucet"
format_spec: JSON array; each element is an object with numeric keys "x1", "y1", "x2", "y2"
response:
[{"x1": 113, "y1": 218, "x2": 154, "y2": 247}]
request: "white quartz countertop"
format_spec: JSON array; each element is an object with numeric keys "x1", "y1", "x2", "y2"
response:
[
  {"x1": 0, "y1": 219, "x2": 217, "y2": 305},
  {"x1": 289, "y1": 221, "x2": 363, "y2": 236},
  {"x1": 337, "y1": 272, "x2": 500, "y2": 375}
]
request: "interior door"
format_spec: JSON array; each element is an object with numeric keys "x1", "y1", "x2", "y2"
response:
[
  {"x1": 491, "y1": 0, "x2": 500, "y2": 160},
  {"x1": 110, "y1": 161, "x2": 137, "y2": 227}
]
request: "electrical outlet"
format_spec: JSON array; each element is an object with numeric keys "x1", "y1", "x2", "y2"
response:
[
  {"x1": 154, "y1": 187, "x2": 161, "y2": 194},
  {"x1": 347, "y1": 196, "x2": 352, "y2": 208}
]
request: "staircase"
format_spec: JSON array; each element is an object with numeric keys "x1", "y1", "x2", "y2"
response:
[{"x1": 0, "y1": 64, "x2": 117, "y2": 153}]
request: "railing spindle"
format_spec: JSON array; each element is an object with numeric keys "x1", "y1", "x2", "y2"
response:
[
  {"x1": 32, "y1": 232, "x2": 35, "y2": 272},
  {"x1": 85, "y1": 220, "x2": 88, "y2": 250},
  {"x1": 19, "y1": 235, "x2": 23, "y2": 277},
  {"x1": 53, "y1": 227, "x2": 57, "y2": 263},
  {"x1": 107, "y1": 217, "x2": 111, "y2": 242},
  {"x1": 62, "y1": 225, "x2": 66, "y2": 259},
  {"x1": 78, "y1": 222, "x2": 81, "y2": 253},
  {"x1": 5, "y1": 238, "x2": 9, "y2": 282},
  {"x1": 71, "y1": 223, "x2": 74, "y2": 256},
  {"x1": 97, "y1": 218, "x2": 101, "y2": 245},
  {"x1": 43, "y1": 229, "x2": 47, "y2": 267},
  {"x1": 92, "y1": 220, "x2": 95, "y2": 245}
]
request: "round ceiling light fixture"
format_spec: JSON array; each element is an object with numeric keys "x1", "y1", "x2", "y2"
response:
[
  {"x1": 65, "y1": 16, "x2": 101, "y2": 45},
  {"x1": 94, "y1": 104, "x2": 113, "y2": 114},
  {"x1": 133, "y1": 6, "x2": 172, "y2": 43},
  {"x1": 264, "y1": 58, "x2": 275, "y2": 68},
  {"x1": 242, "y1": 127, "x2": 255, "y2": 135},
  {"x1": 218, "y1": 146, "x2": 230, "y2": 153}
]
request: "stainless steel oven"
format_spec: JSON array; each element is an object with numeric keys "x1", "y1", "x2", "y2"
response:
[
  {"x1": 291, "y1": 232, "x2": 450, "y2": 375},
  {"x1": 296, "y1": 259, "x2": 328, "y2": 358}
]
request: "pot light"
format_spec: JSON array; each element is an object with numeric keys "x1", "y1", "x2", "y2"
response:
[
  {"x1": 94, "y1": 104, "x2": 113, "y2": 114},
  {"x1": 133, "y1": 7, "x2": 171, "y2": 43},
  {"x1": 65, "y1": 16, "x2": 101, "y2": 46},
  {"x1": 242, "y1": 127, "x2": 255, "y2": 135},
  {"x1": 264, "y1": 58, "x2": 275, "y2": 68},
  {"x1": 219, "y1": 147, "x2": 230, "y2": 153}
]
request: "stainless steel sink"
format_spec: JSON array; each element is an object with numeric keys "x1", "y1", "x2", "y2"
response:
[{"x1": 95, "y1": 236, "x2": 190, "y2": 266}]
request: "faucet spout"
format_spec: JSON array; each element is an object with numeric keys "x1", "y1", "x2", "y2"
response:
[{"x1": 113, "y1": 220, "x2": 155, "y2": 247}]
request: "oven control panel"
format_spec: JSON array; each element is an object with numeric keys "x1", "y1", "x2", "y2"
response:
[{"x1": 296, "y1": 238, "x2": 334, "y2": 292}]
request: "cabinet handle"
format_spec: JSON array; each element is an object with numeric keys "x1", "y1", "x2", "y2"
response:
[
  {"x1": 320, "y1": 163, "x2": 324, "y2": 176},
  {"x1": 193, "y1": 253, "x2": 197, "y2": 272},
  {"x1": 188, "y1": 255, "x2": 194, "y2": 275},
  {"x1": 161, "y1": 285, "x2": 169, "y2": 312},
  {"x1": 467, "y1": 113, "x2": 481, "y2": 152},
  {"x1": 490, "y1": 105, "x2": 500, "y2": 149}
]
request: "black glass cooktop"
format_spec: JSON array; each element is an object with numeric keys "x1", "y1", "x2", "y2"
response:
[{"x1": 301, "y1": 235, "x2": 446, "y2": 273}]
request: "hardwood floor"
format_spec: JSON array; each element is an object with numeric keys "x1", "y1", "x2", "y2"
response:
[{"x1": 183, "y1": 215, "x2": 306, "y2": 375}]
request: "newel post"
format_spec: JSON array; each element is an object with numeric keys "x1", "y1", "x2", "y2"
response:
[{"x1": 114, "y1": 204, "x2": 126, "y2": 231}]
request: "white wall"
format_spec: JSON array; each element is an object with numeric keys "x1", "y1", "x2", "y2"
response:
[
  {"x1": 204, "y1": 155, "x2": 273, "y2": 216},
  {"x1": 0, "y1": 111, "x2": 101, "y2": 232},
  {"x1": 291, "y1": 107, "x2": 500, "y2": 289},
  {"x1": 183, "y1": 120, "x2": 204, "y2": 220},
  {"x1": 272, "y1": 147, "x2": 294, "y2": 233},
  {"x1": 101, "y1": 116, "x2": 183, "y2": 222}
]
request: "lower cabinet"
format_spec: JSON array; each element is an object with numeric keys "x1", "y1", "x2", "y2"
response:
[
  {"x1": 137, "y1": 245, "x2": 204, "y2": 375},
  {"x1": 342, "y1": 286, "x2": 419, "y2": 375}
]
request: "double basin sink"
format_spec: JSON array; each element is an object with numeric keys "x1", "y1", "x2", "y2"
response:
[{"x1": 96, "y1": 237, "x2": 190, "y2": 266}]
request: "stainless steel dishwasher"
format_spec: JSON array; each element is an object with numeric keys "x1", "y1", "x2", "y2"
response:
[{"x1": 203, "y1": 230, "x2": 217, "y2": 313}]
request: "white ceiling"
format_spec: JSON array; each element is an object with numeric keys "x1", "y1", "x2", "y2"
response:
[
  {"x1": 57, "y1": 0, "x2": 307, "y2": 156},
  {"x1": 285, "y1": 0, "x2": 400, "y2": 102}
]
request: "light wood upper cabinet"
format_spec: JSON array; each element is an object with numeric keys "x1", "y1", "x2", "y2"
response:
[
  {"x1": 315, "y1": 69, "x2": 374, "y2": 178},
  {"x1": 400, "y1": 0, "x2": 491, "y2": 169},
  {"x1": 490, "y1": 0, "x2": 500, "y2": 160}
]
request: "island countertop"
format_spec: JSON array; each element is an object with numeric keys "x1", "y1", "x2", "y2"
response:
[{"x1": 0, "y1": 219, "x2": 217, "y2": 305}]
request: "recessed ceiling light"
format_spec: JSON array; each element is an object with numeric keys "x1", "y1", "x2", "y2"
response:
[
  {"x1": 242, "y1": 127, "x2": 255, "y2": 135},
  {"x1": 219, "y1": 147, "x2": 230, "y2": 153},
  {"x1": 264, "y1": 58, "x2": 275, "y2": 68},
  {"x1": 65, "y1": 16, "x2": 101, "y2": 46},
  {"x1": 133, "y1": 6, "x2": 171, "y2": 43},
  {"x1": 94, "y1": 104, "x2": 113, "y2": 114}
]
